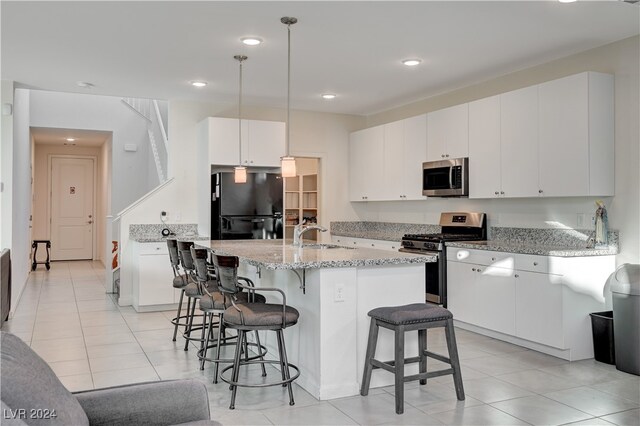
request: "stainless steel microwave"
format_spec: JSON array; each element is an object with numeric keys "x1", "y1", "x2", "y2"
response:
[{"x1": 422, "y1": 157, "x2": 469, "y2": 197}]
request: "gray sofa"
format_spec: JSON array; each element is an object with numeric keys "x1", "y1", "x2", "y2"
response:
[{"x1": 1, "y1": 332, "x2": 220, "y2": 425}]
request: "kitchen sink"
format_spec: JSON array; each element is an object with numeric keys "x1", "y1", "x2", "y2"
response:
[{"x1": 300, "y1": 243, "x2": 354, "y2": 250}]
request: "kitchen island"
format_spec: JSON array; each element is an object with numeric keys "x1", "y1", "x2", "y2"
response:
[{"x1": 197, "y1": 239, "x2": 436, "y2": 400}]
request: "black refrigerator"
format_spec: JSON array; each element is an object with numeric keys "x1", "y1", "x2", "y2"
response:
[{"x1": 211, "y1": 172, "x2": 284, "y2": 240}]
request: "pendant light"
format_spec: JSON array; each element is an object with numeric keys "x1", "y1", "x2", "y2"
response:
[
  {"x1": 234, "y1": 54, "x2": 248, "y2": 184},
  {"x1": 280, "y1": 16, "x2": 297, "y2": 178}
]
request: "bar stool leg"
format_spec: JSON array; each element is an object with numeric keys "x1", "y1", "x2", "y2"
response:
[
  {"x1": 445, "y1": 319, "x2": 465, "y2": 401},
  {"x1": 172, "y1": 289, "x2": 185, "y2": 341},
  {"x1": 254, "y1": 330, "x2": 267, "y2": 377},
  {"x1": 184, "y1": 300, "x2": 197, "y2": 351},
  {"x1": 394, "y1": 325, "x2": 405, "y2": 415},
  {"x1": 360, "y1": 318, "x2": 379, "y2": 396},
  {"x1": 229, "y1": 330, "x2": 245, "y2": 409},
  {"x1": 199, "y1": 311, "x2": 208, "y2": 355},
  {"x1": 277, "y1": 329, "x2": 295, "y2": 406},
  {"x1": 419, "y1": 328, "x2": 427, "y2": 385},
  {"x1": 213, "y1": 314, "x2": 224, "y2": 384}
]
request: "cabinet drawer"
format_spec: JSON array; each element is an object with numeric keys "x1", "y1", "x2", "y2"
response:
[
  {"x1": 447, "y1": 248, "x2": 514, "y2": 268},
  {"x1": 515, "y1": 254, "x2": 549, "y2": 273},
  {"x1": 138, "y1": 242, "x2": 169, "y2": 255}
]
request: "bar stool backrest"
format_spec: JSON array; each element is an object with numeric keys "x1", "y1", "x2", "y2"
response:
[
  {"x1": 212, "y1": 254, "x2": 241, "y2": 296},
  {"x1": 177, "y1": 241, "x2": 195, "y2": 272},
  {"x1": 166, "y1": 239, "x2": 180, "y2": 272}
]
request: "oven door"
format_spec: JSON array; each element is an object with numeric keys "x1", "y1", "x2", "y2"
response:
[{"x1": 399, "y1": 248, "x2": 444, "y2": 305}]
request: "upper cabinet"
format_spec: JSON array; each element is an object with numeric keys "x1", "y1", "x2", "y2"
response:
[
  {"x1": 469, "y1": 71, "x2": 614, "y2": 199},
  {"x1": 349, "y1": 125, "x2": 384, "y2": 201},
  {"x1": 349, "y1": 115, "x2": 427, "y2": 202},
  {"x1": 538, "y1": 72, "x2": 614, "y2": 197},
  {"x1": 201, "y1": 117, "x2": 285, "y2": 168},
  {"x1": 426, "y1": 103, "x2": 468, "y2": 161}
]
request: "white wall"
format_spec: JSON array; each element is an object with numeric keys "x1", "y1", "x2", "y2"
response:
[
  {"x1": 28, "y1": 90, "x2": 155, "y2": 213},
  {"x1": 0, "y1": 80, "x2": 14, "y2": 250},
  {"x1": 10, "y1": 89, "x2": 32, "y2": 312},
  {"x1": 358, "y1": 36, "x2": 640, "y2": 266}
]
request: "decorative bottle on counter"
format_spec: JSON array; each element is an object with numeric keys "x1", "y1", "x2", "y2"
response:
[{"x1": 594, "y1": 200, "x2": 609, "y2": 248}]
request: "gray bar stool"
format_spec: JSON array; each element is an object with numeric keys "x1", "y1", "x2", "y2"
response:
[
  {"x1": 167, "y1": 239, "x2": 190, "y2": 342},
  {"x1": 213, "y1": 254, "x2": 300, "y2": 410},
  {"x1": 190, "y1": 247, "x2": 267, "y2": 381},
  {"x1": 360, "y1": 303, "x2": 465, "y2": 414}
]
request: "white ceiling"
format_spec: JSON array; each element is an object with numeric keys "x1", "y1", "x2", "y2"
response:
[
  {"x1": 31, "y1": 127, "x2": 111, "y2": 147},
  {"x1": 2, "y1": 1, "x2": 638, "y2": 116}
]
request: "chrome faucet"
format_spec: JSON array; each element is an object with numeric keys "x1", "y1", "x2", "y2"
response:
[{"x1": 293, "y1": 223, "x2": 327, "y2": 246}]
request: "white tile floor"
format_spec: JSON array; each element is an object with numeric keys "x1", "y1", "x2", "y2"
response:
[{"x1": 3, "y1": 260, "x2": 639, "y2": 425}]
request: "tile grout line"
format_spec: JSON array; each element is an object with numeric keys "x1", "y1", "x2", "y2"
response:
[{"x1": 71, "y1": 262, "x2": 96, "y2": 391}]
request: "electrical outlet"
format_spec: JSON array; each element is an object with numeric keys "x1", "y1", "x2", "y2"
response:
[
  {"x1": 334, "y1": 283, "x2": 345, "y2": 302},
  {"x1": 577, "y1": 213, "x2": 585, "y2": 228}
]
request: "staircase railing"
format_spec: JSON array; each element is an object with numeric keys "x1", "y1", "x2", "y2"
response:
[{"x1": 121, "y1": 97, "x2": 168, "y2": 184}]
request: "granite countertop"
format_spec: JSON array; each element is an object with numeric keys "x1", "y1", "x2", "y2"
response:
[
  {"x1": 446, "y1": 240, "x2": 618, "y2": 257},
  {"x1": 195, "y1": 239, "x2": 436, "y2": 270},
  {"x1": 131, "y1": 235, "x2": 210, "y2": 243}
]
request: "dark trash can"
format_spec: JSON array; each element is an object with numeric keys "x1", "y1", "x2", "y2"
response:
[
  {"x1": 610, "y1": 263, "x2": 640, "y2": 375},
  {"x1": 590, "y1": 311, "x2": 615, "y2": 365}
]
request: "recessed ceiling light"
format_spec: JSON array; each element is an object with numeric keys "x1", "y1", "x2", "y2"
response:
[
  {"x1": 402, "y1": 59, "x2": 422, "y2": 67},
  {"x1": 191, "y1": 81, "x2": 208, "y2": 87},
  {"x1": 321, "y1": 94, "x2": 336, "y2": 100},
  {"x1": 76, "y1": 81, "x2": 95, "y2": 88},
  {"x1": 241, "y1": 37, "x2": 263, "y2": 46},
  {"x1": 558, "y1": 0, "x2": 577, "y2": 3},
  {"x1": 66, "y1": 138, "x2": 75, "y2": 142}
]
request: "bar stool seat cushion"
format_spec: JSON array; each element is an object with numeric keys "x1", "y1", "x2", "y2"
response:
[
  {"x1": 199, "y1": 292, "x2": 267, "y2": 311},
  {"x1": 185, "y1": 281, "x2": 218, "y2": 298},
  {"x1": 224, "y1": 303, "x2": 299, "y2": 328},
  {"x1": 173, "y1": 274, "x2": 189, "y2": 288},
  {"x1": 368, "y1": 303, "x2": 452, "y2": 325}
]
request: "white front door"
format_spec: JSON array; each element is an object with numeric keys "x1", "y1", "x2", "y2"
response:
[{"x1": 50, "y1": 157, "x2": 94, "y2": 261}]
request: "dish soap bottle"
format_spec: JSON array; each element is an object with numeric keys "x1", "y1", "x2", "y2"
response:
[{"x1": 594, "y1": 200, "x2": 609, "y2": 248}]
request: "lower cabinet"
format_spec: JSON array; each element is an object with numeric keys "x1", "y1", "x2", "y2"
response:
[
  {"x1": 514, "y1": 270, "x2": 563, "y2": 348},
  {"x1": 133, "y1": 242, "x2": 181, "y2": 311},
  {"x1": 447, "y1": 261, "x2": 515, "y2": 335},
  {"x1": 447, "y1": 247, "x2": 615, "y2": 360}
]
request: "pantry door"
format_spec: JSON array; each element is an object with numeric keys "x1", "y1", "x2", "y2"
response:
[{"x1": 50, "y1": 157, "x2": 95, "y2": 260}]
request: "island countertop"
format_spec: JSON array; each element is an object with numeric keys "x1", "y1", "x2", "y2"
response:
[{"x1": 196, "y1": 239, "x2": 436, "y2": 270}]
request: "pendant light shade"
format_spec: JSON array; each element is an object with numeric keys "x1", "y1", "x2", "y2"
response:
[
  {"x1": 281, "y1": 16, "x2": 297, "y2": 178},
  {"x1": 234, "y1": 54, "x2": 248, "y2": 184},
  {"x1": 234, "y1": 165, "x2": 247, "y2": 183}
]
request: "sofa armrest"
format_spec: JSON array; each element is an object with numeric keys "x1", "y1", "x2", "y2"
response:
[{"x1": 74, "y1": 379, "x2": 215, "y2": 426}]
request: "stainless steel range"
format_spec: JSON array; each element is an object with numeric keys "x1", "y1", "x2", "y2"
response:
[{"x1": 400, "y1": 212, "x2": 487, "y2": 307}]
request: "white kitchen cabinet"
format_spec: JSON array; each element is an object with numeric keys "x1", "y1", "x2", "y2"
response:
[
  {"x1": 402, "y1": 114, "x2": 428, "y2": 199},
  {"x1": 201, "y1": 117, "x2": 285, "y2": 167},
  {"x1": 515, "y1": 270, "x2": 564, "y2": 348},
  {"x1": 350, "y1": 115, "x2": 426, "y2": 202},
  {"x1": 447, "y1": 257, "x2": 515, "y2": 335},
  {"x1": 331, "y1": 236, "x2": 400, "y2": 251},
  {"x1": 349, "y1": 125, "x2": 384, "y2": 201},
  {"x1": 500, "y1": 85, "x2": 540, "y2": 198},
  {"x1": 132, "y1": 242, "x2": 178, "y2": 311},
  {"x1": 538, "y1": 72, "x2": 614, "y2": 197},
  {"x1": 426, "y1": 103, "x2": 468, "y2": 161},
  {"x1": 447, "y1": 247, "x2": 615, "y2": 360},
  {"x1": 469, "y1": 95, "x2": 502, "y2": 198}
]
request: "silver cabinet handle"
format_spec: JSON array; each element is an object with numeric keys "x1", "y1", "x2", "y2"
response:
[
  {"x1": 477, "y1": 268, "x2": 482, "y2": 272},
  {"x1": 500, "y1": 191, "x2": 504, "y2": 195},
  {"x1": 445, "y1": 154, "x2": 450, "y2": 158},
  {"x1": 472, "y1": 268, "x2": 476, "y2": 272},
  {"x1": 495, "y1": 191, "x2": 499, "y2": 195},
  {"x1": 491, "y1": 257, "x2": 496, "y2": 261},
  {"x1": 441, "y1": 154, "x2": 445, "y2": 158},
  {"x1": 515, "y1": 274, "x2": 519, "y2": 278},
  {"x1": 533, "y1": 262, "x2": 538, "y2": 266},
  {"x1": 539, "y1": 189, "x2": 543, "y2": 194}
]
